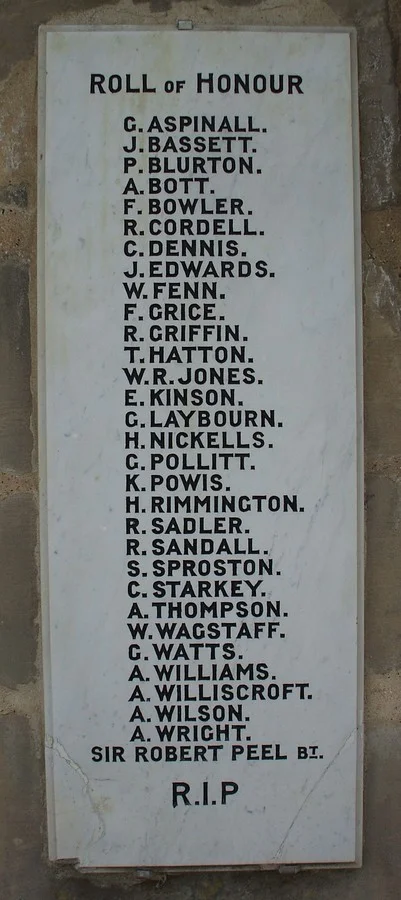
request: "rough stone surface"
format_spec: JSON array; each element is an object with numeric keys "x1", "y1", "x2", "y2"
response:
[
  {"x1": 365, "y1": 475, "x2": 401, "y2": 673},
  {"x1": 363, "y1": 207, "x2": 401, "y2": 326},
  {"x1": 0, "y1": 0, "x2": 400, "y2": 895},
  {"x1": 0, "y1": 715, "x2": 53, "y2": 900},
  {"x1": 364, "y1": 207, "x2": 401, "y2": 273},
  {"x1": 0, "y1": 261, "x2": 32, "y2": 472},
  {"x1": 327, "y1": 0, "x2": 387, "y2": 18},
  {"x1": 0, "y1": 206, "x2": 32, "y2": 261},
  {"x1": 0, "y1": 0, "x2": 120, "y2": 80},
  {"x1": 0, "y1": 470, "x2": 35, "y2": 500},
  {"x1": 0, "y1": 182, "x2": 28, "y2": 207},
  {"x1": 365, "y1": 670, "x2": 401, "y2": 724},
  {"x1": 0, "y1": 493, "x2": 38, "y2": 687},
  {"x1": 359, "y1": 86, "x2": 401, "y2": 209},
  {"x1": 353, "y1": 12, "x2": 393, "y2": 89},
  {"x1": 0, "y1": 60, "x2": 37, "y2": 184},
  {"x1": 362, "y1": 725, "x2": 401, "y2": 889},
  {"x1": 388, "y1": 0, "x2": 401, "y2": 90},
  {"x1": 363, "y1": 251, "x2": 401, "y2": 333},
  {"x1": 364, "y1": 308, "x2": 401, "y2": 458},
  {"x1": 326, "y1": 1, "x2": 401, "y2": 209}
]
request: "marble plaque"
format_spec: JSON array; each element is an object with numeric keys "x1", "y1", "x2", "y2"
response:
[{"x1": 38, "y1": 27, "x2": 363, "y2": 868}]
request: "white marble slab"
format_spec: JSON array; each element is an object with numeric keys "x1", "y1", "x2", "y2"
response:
[{"x1": 38, "y1": 27, "x2": 363, "y2": 868}]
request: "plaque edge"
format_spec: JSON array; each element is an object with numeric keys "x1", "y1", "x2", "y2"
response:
[{"x1": 36, "y1": 25, "x2": 365, "y2": 871}]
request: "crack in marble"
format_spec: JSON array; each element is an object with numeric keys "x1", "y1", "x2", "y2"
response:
[
  {"x1": 46, "y1": 735, "x2": 106, "y2": 847},
  {"x1": 273, "y1": 727, "x2": 357, "y2": 860}
]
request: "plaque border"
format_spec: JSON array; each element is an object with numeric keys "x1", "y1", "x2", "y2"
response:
[{"x1": 37, "y1": 25, "x2": 363, "y2": 871}]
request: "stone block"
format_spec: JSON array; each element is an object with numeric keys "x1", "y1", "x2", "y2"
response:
[
  {"x1": 362, "y1": 724, "x2": 401, "y2": 886},
  {"x1": 0, "y1": 183, "x2": 28, "y2": 208},
  {"x1": 0, "y1": 714, "x2": 53, "y2": 900},
  {"x1": 0, "y1": 262, "x2": 32, "y2": 472},
  {"x1": 363, "y1": 207, "x2": 401, "y2": 272},
  {"x1": 0, "y1": 0, "x2": 120, "y2": 80},
  {"x1": 363, "y1": 252, "x2": 401, "y2": 334},
  {"x1": 364, "y1": 322, "x2": 401, "y2": 454},
  {"x1": 359, "y1": 86, "x2": 401, "y2": 209},
  {"x1": 328, "y1": 0, "x2": 387, "y2": 19},
  {"x1": 363, "y1": 209, "x2": 401, "y2": 337},
  {"x1": 357, "y1": 12, "x2": 394, "y2": 88},
  {"x1": 0, "y1": 493, "x2": 38, "y2": 686},
  {"x1": 365, "y1": 475, "x2": 401, "y2": 672}
]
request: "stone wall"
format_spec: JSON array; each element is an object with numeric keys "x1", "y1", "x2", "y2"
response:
[{"x1": 1, "y1": 0, "x2": 400, "y2": 897}]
